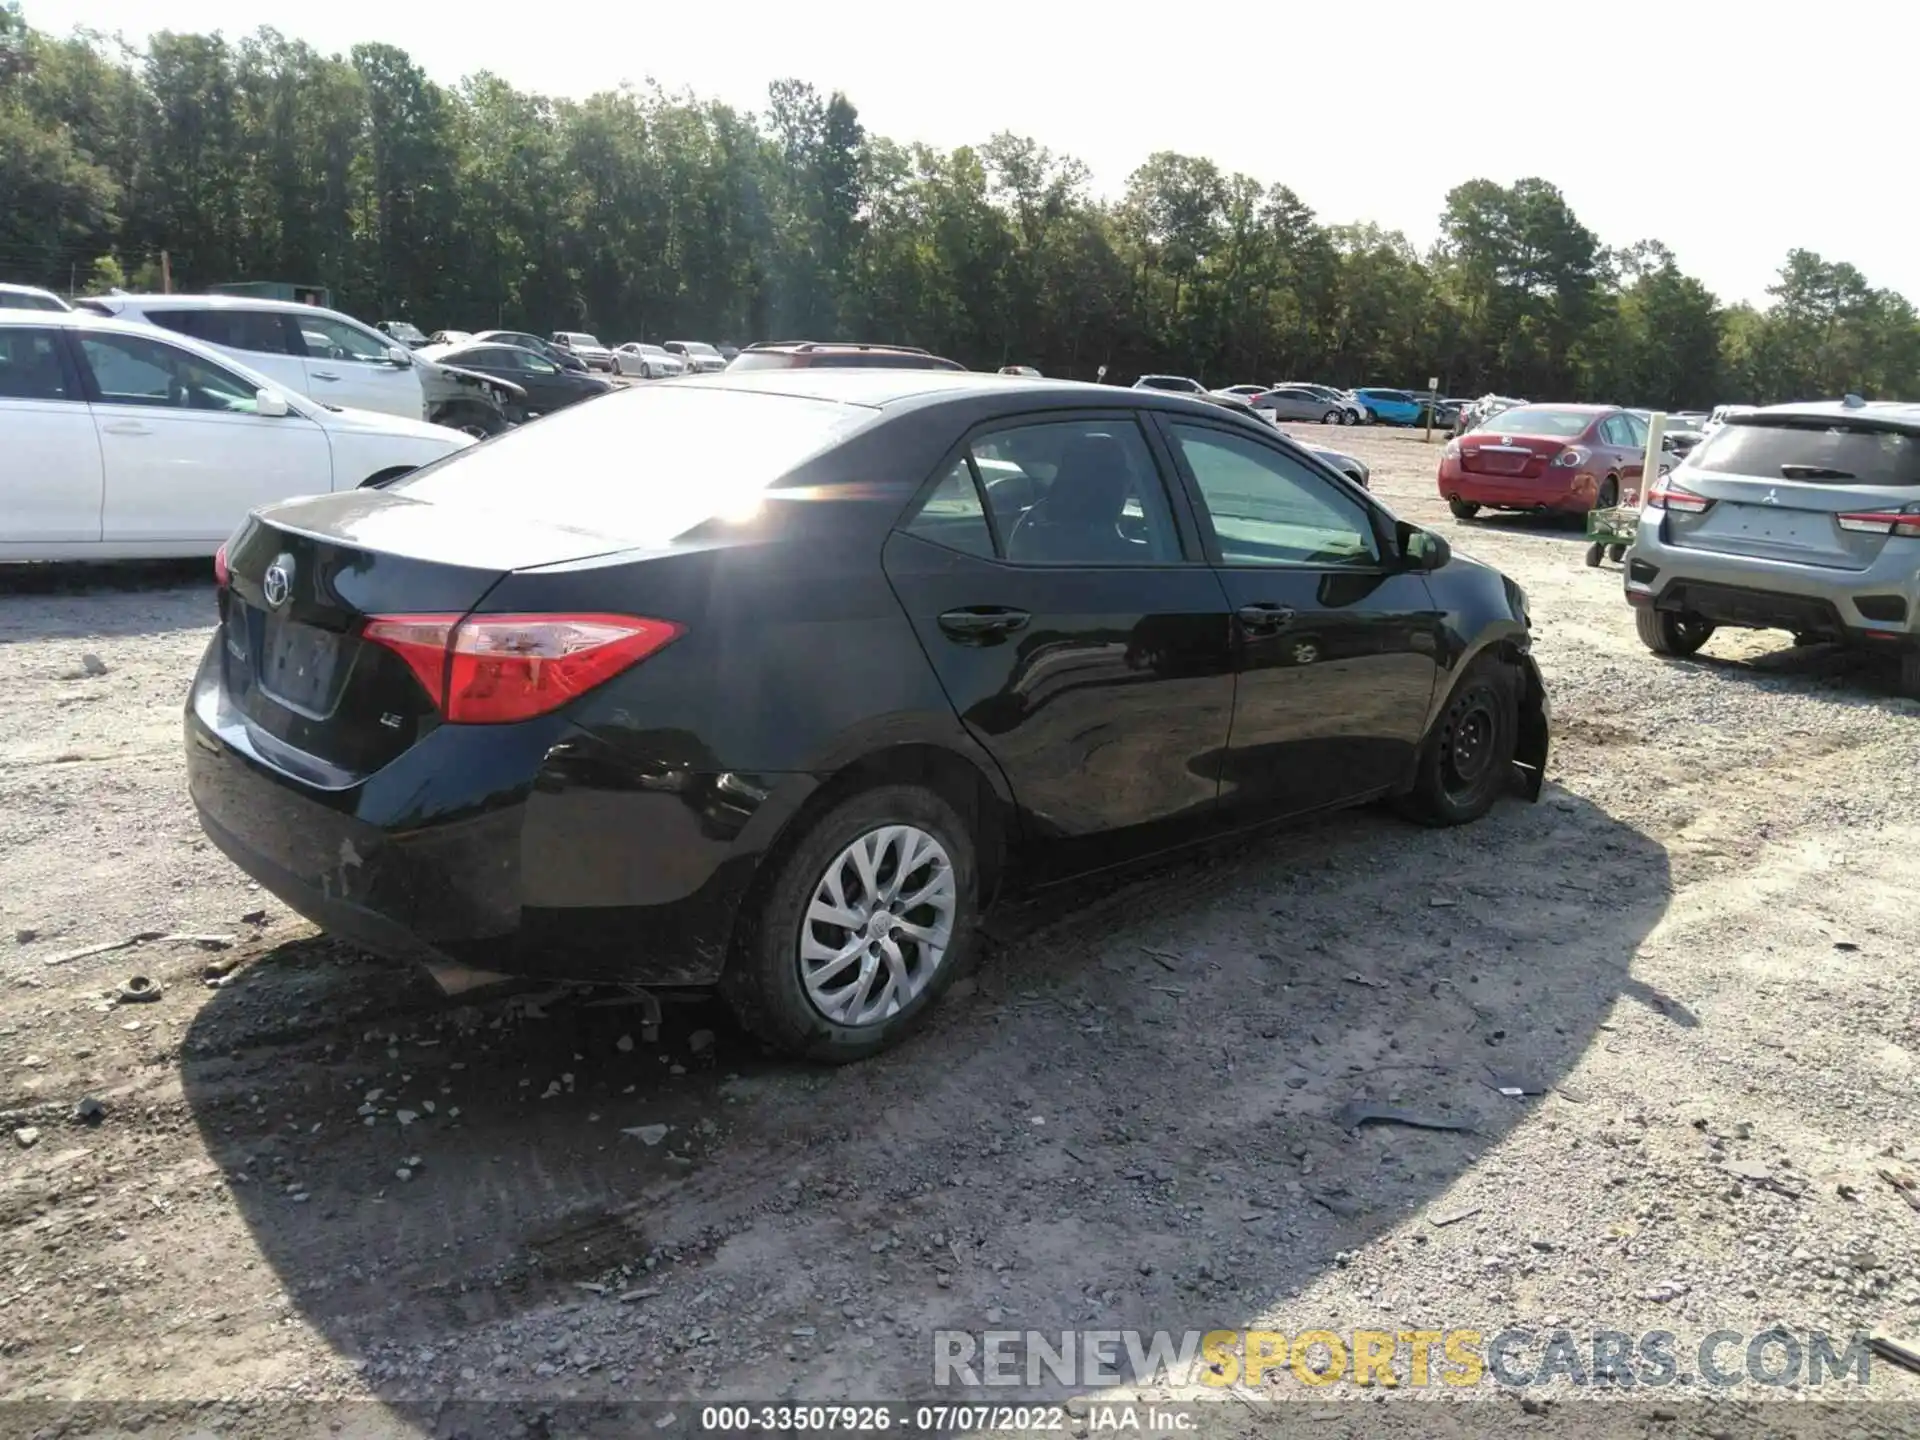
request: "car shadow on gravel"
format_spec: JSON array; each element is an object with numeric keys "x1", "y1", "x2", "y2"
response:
[
  {"x1": 1675, "y1": 639, "x2": 1918, "y2": 707},
  {"x1": 0, "y1": 564, "x2": 212, "y2": 640},
  {"x1": 179, "y1": 784, "x2": 1673, "y2": 1400}
]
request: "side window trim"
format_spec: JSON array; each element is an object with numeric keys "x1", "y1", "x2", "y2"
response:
[{"x1": 1147, "y1": 412, "x2": 1395, "y2": 571}]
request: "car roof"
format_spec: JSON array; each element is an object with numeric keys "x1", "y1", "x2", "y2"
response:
[
  {"x1": 677, "y1": 369, "x2": 1296, "y2": 421},
  {"x1": 1739, "y1": 398, "x2": 1920, "y2": 431}
]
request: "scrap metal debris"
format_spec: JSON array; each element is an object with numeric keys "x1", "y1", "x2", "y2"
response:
[
  {"x1": 1723, "y1": 1158, "x2": 1804, "y2": 1199},
  {"x1": 1428, "y1": 1204, "x2": 1482, "y2": 1228},
  {"x1": 1332, "y1": 1103, "x2": 1476, "y2": 1135},
  {"x1": 1867, "y1": 1336, "x2": 1920, "y2": 1377},
  {"x1": 1877, "y1": 1167, "x2": 1920, "y2": 1213},
  {"x1": 117, "y1": 975, "x2": 161, "y2": 1004}
]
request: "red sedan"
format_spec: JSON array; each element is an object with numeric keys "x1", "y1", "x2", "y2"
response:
[{"x1": 1437, "y1": 404, "x2": 1656, "y2": 520}]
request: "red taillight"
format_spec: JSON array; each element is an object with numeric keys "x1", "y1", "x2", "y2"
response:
[
  {"x1": 362, "y1": 612, "x2": 683, "y2": 724},
  {"x1": 1835, "y1": 508, "x2": 1920, "y2": 538},
  {"x1": 213, "y1": 543, "x2": 230, "y2": 588},
  {"x1": 1645, "y1": 478, "x2": 1713, "y2": 514}
]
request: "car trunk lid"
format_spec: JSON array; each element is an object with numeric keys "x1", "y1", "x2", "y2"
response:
[
  {"x1": 1660, "y1": 470, "x2": 1914, "y2": 571},
  {"x1": 1458, "y1": 434, "x2": 1564, "y2": 480},
  {"x1": 219, "y1": 491, "x2": 626, "y2": 778},
  {"x1": 1661, "y1": 417, "x2": 1920, "y2": 571}
]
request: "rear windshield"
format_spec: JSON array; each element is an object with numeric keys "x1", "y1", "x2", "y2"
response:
[
  {"x1": 1689, "y1": 419, "x2": 1920, "y2": 486},
  {"x1": 1477, "y1": 406, "x2": 1594, "y2": 438},
  {"x1": 724, "y1": 351, "x2": 799, "y2": 371},
  {"x1": 389, "y1": 385, "x2": 878, "y2": 542}
]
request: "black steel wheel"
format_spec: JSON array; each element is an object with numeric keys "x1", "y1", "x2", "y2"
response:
[{"x1": 1400, "y1": 656, "x2": 1518, "y2": 826}]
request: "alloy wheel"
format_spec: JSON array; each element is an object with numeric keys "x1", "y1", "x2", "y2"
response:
[{"x1": 798, "y1": 824, "x2": 956, "y2": 1027}]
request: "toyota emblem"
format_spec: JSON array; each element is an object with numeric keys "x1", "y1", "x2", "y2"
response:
[{"x1": 262, "y1": 556, "x2": 294, "y2": 609}]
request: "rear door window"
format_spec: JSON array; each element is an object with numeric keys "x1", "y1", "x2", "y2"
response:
[
  {"x1": 1690, "y1": 421, "x2": 1920, "y2": 486},
  {"x1": 150, "y1": 307, "x2": 294, "y2": 355},
  {"x1": 0, "y1": 328, "x2": 77, "y2": 401},
  {"x1": 902, "y1": 458, "x2": 996, "y2": 558},
  {"x1": 970, "y1": 418, "x2": 1181, "y2": 566}
]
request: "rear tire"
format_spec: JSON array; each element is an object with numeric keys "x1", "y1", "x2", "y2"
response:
[
  {"x1": 722, "y1": 784, "x2": 978, "y2": 1063},
  {"x1": 1400, "y1": 654, "x2": 1518, "y2": 827},
  {"x1": 1594, "y1": 476, "x2": 1619, "y2": 512},
  {"x1": 1448, "y1": 499, "x2": 1481, "y2": 520},
  {"x1": 1635, "y1": 606, "x2": 1715, "y2": 657}
]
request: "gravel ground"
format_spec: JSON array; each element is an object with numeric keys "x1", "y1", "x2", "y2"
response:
[{"x1": 2, "y1": 425, "x2": 1918, "y2": 1433}]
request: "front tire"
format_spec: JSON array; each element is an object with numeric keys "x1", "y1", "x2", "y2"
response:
[
  {"x1": 1448, "y1": 499, "x2": 1481, "y2": 520},
  {"x1": 1400, "y1": 654, "x2": 1519, "y2": 827},
  {"x1": 722, "y1": 784, "x2": 978, "y2": 1063},
  {"x1": 1900, "y1": 649, "x2": 1920, "y2": 700},
  {"x1": 1341, "y1": 409, "x2": 1358, "y2": 426},
  {"x1": 1635, "y1": 607, "x2": 1715, "y2": 657},
  {"x1": 1322, "y1": 409, "x2": 1344, "y2": 425},
  {"x1": 430, "y1": 402, "x2": 508, "y2": 440}
]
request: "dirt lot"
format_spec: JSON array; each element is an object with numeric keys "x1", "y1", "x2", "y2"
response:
[{"x1": 3, "y1": 426, "x2": 1919, "y2": 1431}]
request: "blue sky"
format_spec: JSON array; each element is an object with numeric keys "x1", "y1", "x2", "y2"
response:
[{"x1": 22, "y1": 0, "x2": 1917, "y2": 307}]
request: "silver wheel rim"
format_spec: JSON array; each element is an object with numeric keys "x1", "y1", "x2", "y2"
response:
[{"x1": 799, "y1": 824, "x2": 955, "y2": 1027}]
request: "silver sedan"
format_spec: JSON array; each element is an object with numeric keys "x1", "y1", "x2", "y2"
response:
[{"x1": 1252, "y1": 386, "x2": 1355, "y2": 425}]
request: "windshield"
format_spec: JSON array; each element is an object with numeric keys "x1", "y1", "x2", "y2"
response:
[
  {"x1": 389, "y1": 385, "x2": 879, "y2": 544},
  {"x1": 1477, "y1": 406, "x2": 1595, "y2": 438},
  {"x1": 1689, "y1": 419, "x2": 1920, "y2": 486},
  {"x1": 684, "y1": 342, "x2": 721, "y2": 357}
]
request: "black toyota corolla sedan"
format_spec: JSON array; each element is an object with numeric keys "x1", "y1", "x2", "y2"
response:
[{"x1": 187, "y1": 372, "x2": 1549, "y2": 1062}]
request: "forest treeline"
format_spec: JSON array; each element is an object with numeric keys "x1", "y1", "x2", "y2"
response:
[{"x1": 5, "y1": 3, "x2": 1919, "y2": 404}]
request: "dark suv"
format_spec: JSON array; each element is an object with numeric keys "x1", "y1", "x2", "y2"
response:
[{"x1": 727, "y1": 342, "x2": 964, "y2": 372}]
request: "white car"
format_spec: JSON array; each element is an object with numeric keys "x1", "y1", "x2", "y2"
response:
[
  {"x1": 664, "y1": 340, "x2": 728, "y2": 373},
  {"x1": 1, "y1": 283, "x2": 72, "y2": 313},
  {"x1": 77, "y1": 294, "x2": 429, "y2": 422},
  {"x1": 614, "y1": 343, "x2": 686, "y2": 379},
  {"x1": 0, "y1": 311, "x2": 471, "y2": 561}
]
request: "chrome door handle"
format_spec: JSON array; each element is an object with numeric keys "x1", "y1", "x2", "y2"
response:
[
  {"x1": 311, "y1": 371, "x2": 341, "y2": 381},
  {"x1": 101, "y1": 422, "x2": 151, "y2": 436}
]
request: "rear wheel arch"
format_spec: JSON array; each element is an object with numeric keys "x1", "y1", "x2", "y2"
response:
[
  {"x1": 766, "y1": 743, "x2": 1012, "y2": 906},
  {"x1": 718, "y1": 741, "x2": 1014, "y2": 985}
]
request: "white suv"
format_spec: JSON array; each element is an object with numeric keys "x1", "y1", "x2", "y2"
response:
[{"x1": 77, "y1": 295, "x2": 428, "y2": 421}]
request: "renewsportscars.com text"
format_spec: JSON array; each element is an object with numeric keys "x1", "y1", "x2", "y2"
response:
[{"x1": 932, "y1": 1327, "x2": 1875, "y2": 1390}]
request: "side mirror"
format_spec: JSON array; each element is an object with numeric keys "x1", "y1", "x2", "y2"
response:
[
  {"x1": 1661, "y1": 434, "x2": 1678, "y2": 451},
  {"x1": 1401, "y1": 524, "x2": 1450, "y2": 571},
  {"x1": 387, "y1": 346, "x2": 412, "y2": 367},
  {"x1": 255, "y1": 389, "x2": 290, "y2": 418}
]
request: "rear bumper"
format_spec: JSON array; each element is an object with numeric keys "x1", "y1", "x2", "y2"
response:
[
  {"x1": 185, "y1": 646, "x2": 808, "y2": 986},
  {"x1": 1438, "y1": 460, "x2": 1594, "y2": 512},
  {"x1": 1627, "y1": 517, "x2": 1917, "y2": 641}
]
